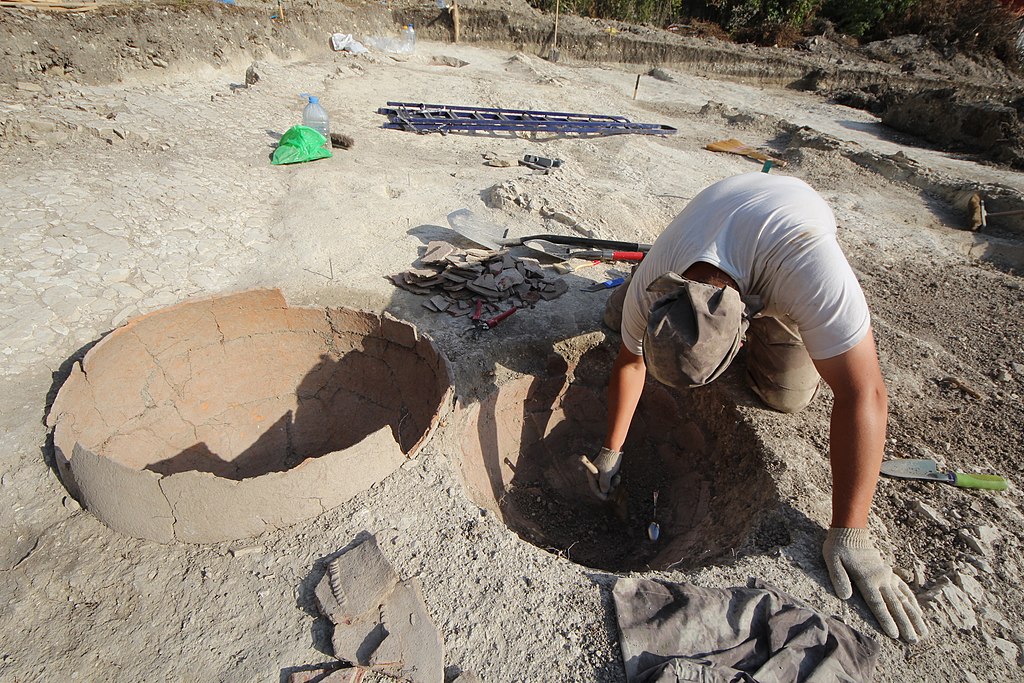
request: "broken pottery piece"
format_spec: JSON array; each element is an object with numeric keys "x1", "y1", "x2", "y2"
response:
[
  {"x1": 421, "y1": 241, "x2": 456, "y2": 264},
  {"x1": 495, "y1": 268, "x2": 525, "y2": 290},
  {"x1": 539, "y1": 278, "x2": 569, "y2": 300},
  {"x1": 314, "y1": 536, "x2": 443, "y2": 682},
  {"x1": 46, "y1": 290, "x2": 455, "y2": 544},
  {"x1": 428, "y1": 295, "x2": 451, "y2": 312}
]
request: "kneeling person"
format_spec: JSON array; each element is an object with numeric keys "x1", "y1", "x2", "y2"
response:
[{"x1": 586, "y1": 172, "x2": 927, "y2": 642}]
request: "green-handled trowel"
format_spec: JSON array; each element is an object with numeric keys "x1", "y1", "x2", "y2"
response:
[{"x1": 880, "y1": 458, "x2": 1008, "y2": 491}]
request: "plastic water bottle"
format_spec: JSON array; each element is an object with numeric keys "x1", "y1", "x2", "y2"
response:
[
  {"x1": 400, "y1": 23, "x2": 416, "y2": 53},
  {"x1": 302, "y1": 95, "x2": 330, "y2": 140}
]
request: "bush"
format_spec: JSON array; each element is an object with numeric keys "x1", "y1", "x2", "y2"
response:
[
  {"x1": 525, "y1": 0, "x2": 1024, "y2": 65},
  {"x1": 818, "y1": 0, "x2": 916, "y2": 38},
  {"x1": 898, "y1": 0, "x2": 1023, "y2": 64}
]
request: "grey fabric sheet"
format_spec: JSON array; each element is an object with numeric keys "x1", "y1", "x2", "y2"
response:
[{"x1": 612, "y1": 577, "x2": 879, "y2": 683}]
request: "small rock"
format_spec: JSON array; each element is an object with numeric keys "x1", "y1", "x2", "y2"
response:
[
  {"x1": 245, "y1": 63, "x2": 260, "y2": 86},
  {"x1": 647, "y1": 67, "x2": 674, "y2": 82},
  {"x1": 430, "y1": 55, "x2": 469, "y2": 68},
  {"x1": 61, "y1": 496, "x2": 81, "y2": 512},
  {"x1": 911, "y1": 499, "x2": 950, "y2": 526},
  {"x1": 228, "y1": 544, "x2": 264, "y2": 558},
  {"x1": 920, "y1": 575, "x2": 977, "y2": 630},
  {"x1": 965, "y1": 556, "x2": 994, "y2": 574},
  {"x1": 16, "y1": 81, "x2": 42, "y2": 92},
  {"x1": 951, "y1": 570, "x2": 985, "y2": 602},
  {"x1": 958, "y1": 529, "x2": 986, "y2": 555},
  {"x1": 151, "y1": 57, "x2": 169, "y2": 68},
  {"x1": 980, "y1": 605, "x2": 1011, "y2": 630},
  {"x1": 1012, "y1": 362, "x2": 1024, "y2": 376},
  {"x1": 991, "y1": 637, "x2": 1020, "y2": 664},
  {"x1": 913, "y1": 560, "x2": 927, "y2": 587},
  {"x1": 975, "y1": 525, "x2": 1002, "y2": 545},
  {"x1": 995, "y1": 369, "x2": 1012, "y2": 382}
]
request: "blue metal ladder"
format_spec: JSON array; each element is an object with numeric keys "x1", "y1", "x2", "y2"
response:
[{"x1": 377, "y1": 102, "x2": 677, "y2": 136}]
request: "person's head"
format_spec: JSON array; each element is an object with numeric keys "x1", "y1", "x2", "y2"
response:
[{"x1": 642, "y1": 273, "x2": 750, "y2": 388}]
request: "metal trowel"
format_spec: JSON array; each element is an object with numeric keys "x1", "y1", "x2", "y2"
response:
[{"x1": 880, "y1": 458, "x2": 1008, "y2": 491}]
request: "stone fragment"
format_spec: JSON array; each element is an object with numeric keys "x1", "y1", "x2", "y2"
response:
[
  {"x1": 990, "y1": 637, "x2": 1020, "y2": 665},
  {"x1": 911, "y1": 499, "x2": 950, "y2": 526},
  {"x1": 920, "y1": 575, "x2": 978, "y2": 631},
  {"x1": 980, "y1": 605, "x2": 1011, "y2": 630},
  {"x1": 974, "y1": 525, "x2": 1001, "y2": 545},
  {"x1": 951, "y1": 569, "x2": 985, "y2": 602},
  {"x1": 647, "y1": 67, "x2": 675, "y2": 82},
  {"x1": 965, "y1": 556, "x2": 994, "y2": 574},
  {"x1": 453, "y1": 673, "x2": 483, "y2": 683},
  {"x1": 15, "y1": 81, "x2": 42, "y2": 92},
  {"x1": 245, "y1": 63, "x2": 260, "y2": 86},
  {"x1": 957, "y1": 528, "x2": 990, "y2": 556},
  {"x1": 431, "y1": 55, "x2": 469, "y2": 68}
]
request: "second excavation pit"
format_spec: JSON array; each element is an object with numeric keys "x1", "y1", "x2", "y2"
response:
[{"x1": 458, "y1": 339, "x2": 784, "y2": 573}]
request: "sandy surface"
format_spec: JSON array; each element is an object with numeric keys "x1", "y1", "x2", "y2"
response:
[{"x1": 1, "y1": 6, "x2": 1024, "y2": 682}]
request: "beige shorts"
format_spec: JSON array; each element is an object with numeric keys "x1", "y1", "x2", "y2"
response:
[{"x1": 603, "y1": 279, "x2": 819, "y2": 414}]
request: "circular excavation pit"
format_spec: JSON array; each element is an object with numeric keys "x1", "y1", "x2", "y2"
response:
[
  {"x1": 459, "y1": 339, "x2": 783, "y2": 573},
  {"x1": 46, "y1": 289, "x2": 454, "y2": 544}
]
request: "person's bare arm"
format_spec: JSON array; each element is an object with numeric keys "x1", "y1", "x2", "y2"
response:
[
  {"x1": 813, "y1": 329, "x2": 927, "y2": 642},
  {"x1": 812, "y1": 329, "x2": 887, "y2": 528},
  {"x1": 604, "y1": 343, "x2": 647, "y2": 452}
]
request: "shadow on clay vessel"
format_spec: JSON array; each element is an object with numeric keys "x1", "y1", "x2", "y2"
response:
[{"x1": 458, "y1": 336, "x2": 788, "y2": 573}]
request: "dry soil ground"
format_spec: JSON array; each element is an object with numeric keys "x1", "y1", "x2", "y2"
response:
[{"x1": 1, "y1": 1, "x2": 1024, "y2": 682}]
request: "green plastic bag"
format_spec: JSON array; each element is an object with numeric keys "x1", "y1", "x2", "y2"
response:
[{"x1": 271, "y1": 125, "x2": 332, "y2": 165}]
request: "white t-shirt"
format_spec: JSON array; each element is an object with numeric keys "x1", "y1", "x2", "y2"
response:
[{"x1": 621, "y1": 172, "x2": 870, "y2": 360}]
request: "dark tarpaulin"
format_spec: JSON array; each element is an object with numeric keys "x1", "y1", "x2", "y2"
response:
[{"x1": 613, "y1": 578, "x2": 879, "y2": 683}]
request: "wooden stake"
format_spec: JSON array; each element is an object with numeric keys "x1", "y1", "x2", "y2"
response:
[
  {"x1": 632, "y1": 74, "x2": 640, "y2": 99},
  {"x1": 452, "y1": 0, "x2": 461, "y2": 44},
  {"x1": 553, "y1": 0, "x2": 560, "y2": 50}
]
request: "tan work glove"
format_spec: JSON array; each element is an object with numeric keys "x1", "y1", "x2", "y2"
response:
[
  {"x1": 580, "y1": 447, "x2": 622, "y2": 501},
  {"x1": 823, "y1": 527, "x2": 929, "y2": 642}
]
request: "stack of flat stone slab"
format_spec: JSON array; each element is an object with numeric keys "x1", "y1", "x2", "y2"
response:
[{"x1": 390, "y1": 241, "x2": 568, "y2": 317}]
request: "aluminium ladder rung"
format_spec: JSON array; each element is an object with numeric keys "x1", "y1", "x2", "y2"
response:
[{"x1": 377, "y1": 102, "x2": 677, "y2": 136}]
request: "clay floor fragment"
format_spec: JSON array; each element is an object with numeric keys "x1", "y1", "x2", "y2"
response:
[
  {"x1": 458, "y1": 337, "x2": 782, "y2": 572},
  {"x1": 46, "y1": 289, "x2": 454, "y2": 544}
]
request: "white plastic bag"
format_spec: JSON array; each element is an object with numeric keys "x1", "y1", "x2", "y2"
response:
[{"x1": 330, "y1": 33, "x2": 369, "y2": 55}]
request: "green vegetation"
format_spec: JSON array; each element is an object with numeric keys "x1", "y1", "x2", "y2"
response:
[{"x1": 527, "y1": 0, "x2": 1024, "y2": 63}]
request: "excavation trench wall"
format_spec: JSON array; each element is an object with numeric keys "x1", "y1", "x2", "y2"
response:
[
  {"x1": 457, "y1": 337, "x2": 782, "y2": 573},
  {"x1": 2, "y1": 3, "x2": 1020, "y2": 101},
  {"x1": 45, "y1": 289, "x2": 454, "y2": 544},
  {"x1": 3, "y1": 2, "x2": 1022, "y2": 166}
]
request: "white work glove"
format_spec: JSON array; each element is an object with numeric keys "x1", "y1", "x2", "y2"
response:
[
  {"x1": 580, "y1": 447, "x2": 622, "y2": 501},
  {"x1": 823, "y1": 527, "x2": 929, "y2": 643}
]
